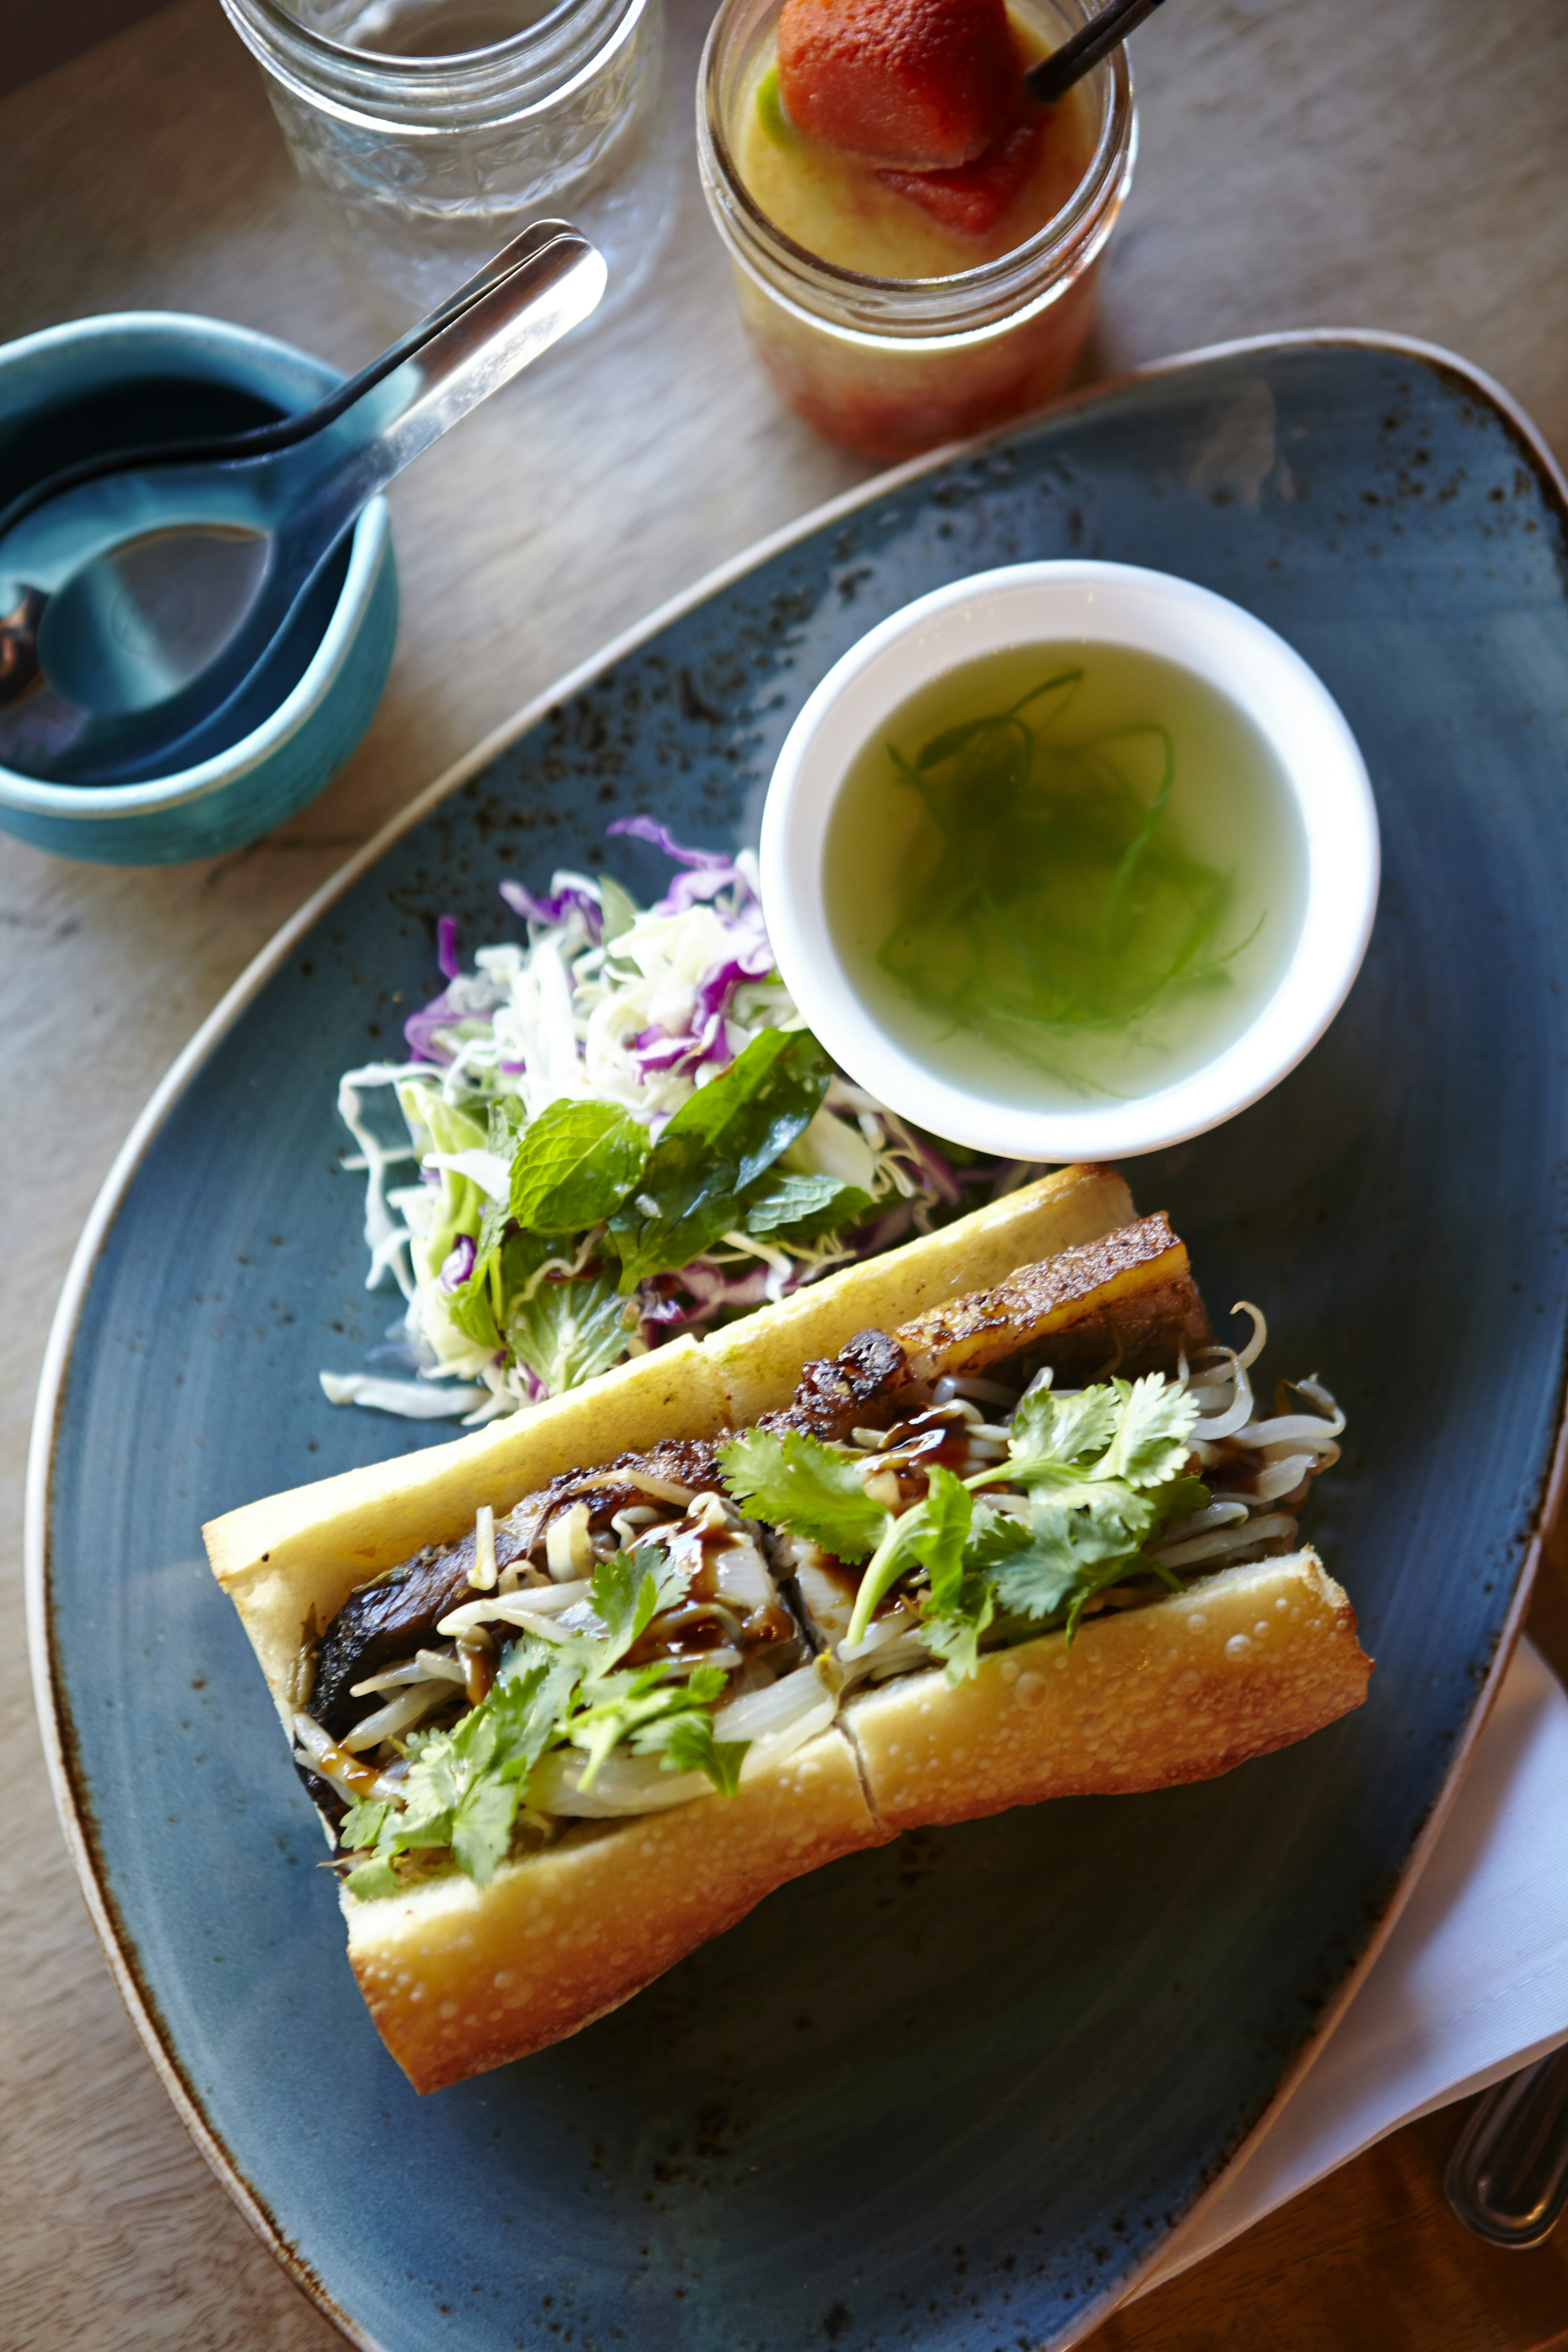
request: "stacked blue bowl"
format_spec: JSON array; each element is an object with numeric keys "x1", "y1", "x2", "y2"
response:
[{"x1": 0, "y1": 313, "x2": 398, "y2": 864}]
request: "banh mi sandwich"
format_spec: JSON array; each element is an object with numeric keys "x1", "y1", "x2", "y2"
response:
[{"x1": 204, "y1": 1165, "x2": 1371, "y2": 2093}]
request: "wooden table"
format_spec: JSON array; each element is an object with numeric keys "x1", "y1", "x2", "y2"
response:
[{"x1": 2, "y1": 2, "x2": 1566, "y2": 2343}]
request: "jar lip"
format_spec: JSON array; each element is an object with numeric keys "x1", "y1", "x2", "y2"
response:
[
  {"x1": 699, "y1": 0, "x2": 1132, "y2": 300},
  {"x1": 236, "y1": 0, "x2": 586, "y2": 76}
]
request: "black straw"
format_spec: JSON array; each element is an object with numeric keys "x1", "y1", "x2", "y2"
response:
[{"x1": 1025, "y1": 0, "x2": 1169, "y2": 105}]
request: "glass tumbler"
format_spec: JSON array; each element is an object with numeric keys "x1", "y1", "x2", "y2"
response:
[
  {"x1": 221, "y1": 0, "x2": 676, "y2": 321},
  {"x1": 697, "y1": 0, "x2": 1135, "y2": 462}
]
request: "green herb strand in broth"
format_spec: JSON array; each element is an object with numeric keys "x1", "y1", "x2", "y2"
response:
[{"x1": 825, "y1": 641, "x2": 1305, "y2": 1111}]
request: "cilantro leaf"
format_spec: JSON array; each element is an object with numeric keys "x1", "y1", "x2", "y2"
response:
[
  {"x1": 606, "y1": 1030, "x2": 830, "y2": 1290},
  {"x1": 1006, "y1": 1381, "x2": 1120, "y2": 1476},
  {"x1": 492, "y1": 1642, "x2": 586, "y2": 1771},
  {"x1": 344, "y1": 1858, "x2": 401, "y2": 1900},
  {"x1": 906, "y1": 1494, "x2": 1018, "y2": 1684},
  {"x1": 919, "y1": 1578, "x2": 996, "y2": 1684},
  {"x1": 901, "y1": 1465, "x2": 974, "y2": 1608},
  {"x1": 567, "y1": 1664, "x2": 692, "y2": 1786},
  {"x1": 586, "y1": 1542, "x2": 690, "y2": 1674},
  {"x1": 450, "y1": 1776, "x2": 525, "y2": 1885},
  {"x1": 1145, "y1": 1472, "x2": 1211, "y2": 1528},
  {"x1": 508, "y1": 1098, "x2": 650, "y2": 1234},
  {"x1": 990, "y1": 1487, "x2": 1155, "y2": 1623},
  {"x1": 653, "y1": 1708, "x2": 748, "y2": 1797},
  {"x1": 506, "y1": 1271, "x2": 641, "y2": 1396},
  {"x1": 717, "y1": 1427, "x2": 888, "y2": 1561},
  {"x1": 339, "y1": 1546, "x2": 716, "y2": 1898},
  {"x1": 336, "y1": 1798, "x2": 391, "y2": 1852},
  {"x1": 1098, "y1": 1374, "x2": 1201, "y2": 1488},
  {"x1": 1064, "y1": 1555, "x2": 1163, "y2": 1644}
]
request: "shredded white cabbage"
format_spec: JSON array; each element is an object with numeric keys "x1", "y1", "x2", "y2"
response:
[{"x1": 321, "y1": 834, "x2": 997, "y2": 1425}]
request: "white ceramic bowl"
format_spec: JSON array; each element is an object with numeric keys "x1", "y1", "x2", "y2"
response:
[{"x1": 760, "y1": 559, "x2": 1379, "y2": 1162}]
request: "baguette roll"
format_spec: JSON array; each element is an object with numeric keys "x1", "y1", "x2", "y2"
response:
[
  {"x1": 349, "y1": 1726, "x2": 888, "y2": 2094},
  {"x1": 205, "y1": 1168, "x2": 1372, "y2": 2092}
]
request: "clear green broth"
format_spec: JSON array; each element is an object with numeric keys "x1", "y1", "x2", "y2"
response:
[{"x1": 823, "y1": 641, "x2": 1306, "y2": 1111}]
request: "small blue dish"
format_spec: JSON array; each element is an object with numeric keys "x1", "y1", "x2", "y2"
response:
[{"x1": 0, "y1": 312, "x2": 397, "y2": 864}]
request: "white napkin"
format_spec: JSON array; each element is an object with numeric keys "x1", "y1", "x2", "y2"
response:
[{"x1": 1140, "y1": 1636, "x2": 1568, "y2": 2290}]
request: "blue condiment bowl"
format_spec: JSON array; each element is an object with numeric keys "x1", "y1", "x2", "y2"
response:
[{"x1": 0, "y1": 312, "x2": 397, "y2": 865}]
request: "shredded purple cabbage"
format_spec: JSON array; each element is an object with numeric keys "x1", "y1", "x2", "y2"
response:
[
  {"x1": 499, "y1": 878, "x2": 604, "y2": 941},
  {"x1": 855, "y1": 1202, "x2": 915, "y2": 1256},
  {"x1": 403, "y1": 991, "x2": 464, "y2": 1065},
  {"x1": 437, "y1": 915, "x2": 461, "y2": 981},
  {"x1": 606, "y1": 816, "x2": 733, "y2": 872},
  {"x1": 606, "y1": 816, "x2": 760, "y2": 920},
  {"x1": 439, "y1": 1236, "x2": 477, "y2": 1292},
  {"x1": 905, "y1": 1138, "x2": 963, "y2": 1207}
]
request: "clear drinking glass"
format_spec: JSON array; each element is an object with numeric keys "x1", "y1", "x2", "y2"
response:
[
  {"x1": 697, "y1": 0, "x2": 1135, "y2": 462},
  {"x1": 221, "y1": 0, "x2": 676, "y2": 321}
]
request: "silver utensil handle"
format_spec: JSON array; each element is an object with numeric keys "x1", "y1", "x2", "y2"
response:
[
  {"x1": 290, "y1": 230, "x2": 607, "y2": 541},
  {"x1": 1445, "y1": 2043, "x2": 1568, "y2": 2248}
]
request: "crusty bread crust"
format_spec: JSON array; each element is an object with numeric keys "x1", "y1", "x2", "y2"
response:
[
  {"x1": 842, "y1": 1551, "x2": 1370, "y2": 1830},
  {"x1": 347, "y1": 1725, "x2": 889, "y2": 2093}
]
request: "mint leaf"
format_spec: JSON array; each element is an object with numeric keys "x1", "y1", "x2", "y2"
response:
[
  {"x1": 739, "y1": 1169, "x2": 873, "y2": 1242},
  {"x1": 717, "y1": 1427, "x2": 888, "y2": 1561},
  {"x1": 509, "y1": 1098, "x2": 649, "y2": 1234},
  {"x1": 1098, "y1": 1374, "x2": 1201, "y2": 1488},
  {"x1": 487, "y1": 1097, "x2": 528, "y2": 1155},
  {"x1": 506, "y1": 1271, "x2": 641, "y2": 1396},
  {"x1": 607, "y1": 1030, "x2": 830, "y2": 1289},
  {"x1": 655, "y1": 1708, "x2": 748, "y2": 1796}
]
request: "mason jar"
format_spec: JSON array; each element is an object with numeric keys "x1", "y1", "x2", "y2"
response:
[
  {"x1": 697, "y1": 0, "x2": 1135, "y2": 463},
  {"x1": 221, "y1": 0, "x2": 676, "y2": 321}
]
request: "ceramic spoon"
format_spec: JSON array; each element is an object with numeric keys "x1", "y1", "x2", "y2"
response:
[
  {"x1": 0, "y1": 217, "x2": 579, "y2": 559},
  {"x1": 0, "y1": 226, "x2": 604, "y2": 784}
]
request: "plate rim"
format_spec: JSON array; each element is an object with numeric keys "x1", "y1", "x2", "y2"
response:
[{"x1": 24, "y1": 325, "x2": 1568, "y2": 2351}]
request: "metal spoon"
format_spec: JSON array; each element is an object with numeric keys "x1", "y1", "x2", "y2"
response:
[
  {"x1": 0, "y1": 225, "x2": 604, "y2": 783},
  {"x1": 1026, "y1": 0, "x2": 1170, "y2": 106},
  {"x1": 1445, "y1": 2044, "x2": 1568, "y2": 2248}
]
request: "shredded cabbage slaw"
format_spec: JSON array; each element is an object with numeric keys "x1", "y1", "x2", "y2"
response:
[{"x1": 325, "y1": 821, "x2": 1017, "y2": 1423}]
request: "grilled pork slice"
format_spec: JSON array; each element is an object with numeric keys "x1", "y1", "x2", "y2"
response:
[{"x1": 768, "y1": 1211, "x2": 1209, "y2": 1441}]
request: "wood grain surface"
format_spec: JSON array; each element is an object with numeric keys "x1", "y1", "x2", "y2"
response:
[{"x1": 2, "y1": 0, "x2": 1566, "y2": 2345}]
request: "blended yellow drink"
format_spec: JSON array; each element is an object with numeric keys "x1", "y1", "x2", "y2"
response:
[{"x1": 700, "y1": 0, "x2": 1131, "y2": 459}]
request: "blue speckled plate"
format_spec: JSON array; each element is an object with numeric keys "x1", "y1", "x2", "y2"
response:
[{"x1": 28, "y1": 333, "x2": 1568, "y2": 2352}]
